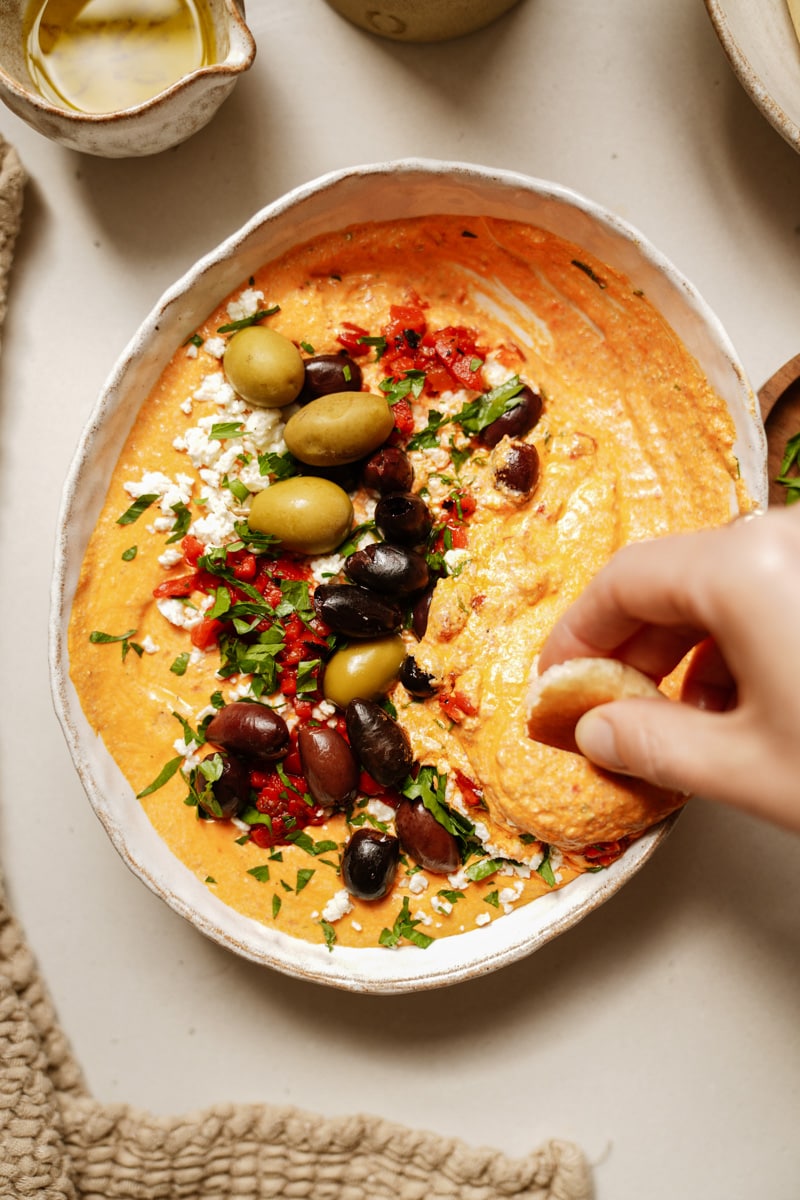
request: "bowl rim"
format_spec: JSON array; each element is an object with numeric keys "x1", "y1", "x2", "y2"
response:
[
  {"x1": 704, "y1": 0, "x2": 800, "y2": 153},
  {"x1": 49, "y1": 158, "x2": 765, "y2": 992}
]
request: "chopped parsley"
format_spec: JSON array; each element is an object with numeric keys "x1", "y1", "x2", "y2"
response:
[
  {"x1": 217, "y1": 304, "x2": 280, "y2": 334},
  {"x1": 121, "y1": 545, "x2": 137, "y2": 561},
  {"x1": 116, "y1": 494, "x2": 159, "y2": 525},
  {"x1": 170, "y1": 652, "x2": 190, "y2": 676},
  {"x1": 379, "y1": 897, "x2": 434, "y2": 949},
  {"x1": 89, "y1": 627, "x2": 144, "y2": 661},
  {"x1": 775, "y1": 432, "x2": 800, "y2": 505}
]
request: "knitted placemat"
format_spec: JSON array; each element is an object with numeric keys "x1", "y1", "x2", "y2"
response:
[{"x1": 0, "y1": 132, "x2": 592, "y2": 1200}]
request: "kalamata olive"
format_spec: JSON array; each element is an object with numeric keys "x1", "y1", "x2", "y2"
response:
[
  {"x1": 222, "y1": 326, "x2": 305, "y2": 409},
  {"x1": 344, "y1": 543, "x2": 430, "y2": 597},
  {"x1": 313, "y1": 583, "x2": 402, "y2": 638},
  {"x1": 374, "y1": 492, "x2": 432, "y2": 546},
  {"x1": 341, "y1": 828, "x2": 400, "y2": 901},
  {"x1": 345, "y1": 698, "x2": 413, "y2": 786},
  {"x1": 297, "y1": 725, "x2": 358, "y2": 808},
  {"x1": 491, "y1": 439, "x2": 540, "y2": 499},
  {"x1": 411, "y1": 589, "x2": 434, "y2": 640},
  {"x1": 199, "y1": 752, "x2": 250, "y2": 820},
  {"x1": 361, "y1": 446, "x2": 414, "y2": 494},
  {"x1": 399, "y1": 656, "x2": 436, "y2": 698},
  {"x1": 322, "y1": 636, "x2": 406, "y2": 708},
  {"x1": 479, "y1": 384, "x2": 543, "y2": 448},
  {"x1": 394, "y1": 798, "x2": 461, "y2": 874},
  {"x1": 300, "y1": 353, "x2": 362, "y2": 401},
  {"x1": 283, "y1": 392, "x2": 394, "y2": 466},
  {"x1": 248, "y1": 476, "x2": 353, "y2": 554},
  {"x1": 205, "y1": 702, "x2": 290, "y2": 763}
]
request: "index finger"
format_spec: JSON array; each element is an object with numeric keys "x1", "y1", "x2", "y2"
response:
[{"x1": 537, "y1": 526, "x2": 723, "y2": 673}]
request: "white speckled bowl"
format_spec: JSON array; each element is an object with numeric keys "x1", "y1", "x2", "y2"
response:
[
  {"x1": 705, "y1": 0, "x2": 800, "y2": 153},
  {"x1": 0, "y1": 0, "x2": 255, "y2": 158},
  {"x1": 50, "y1": 161, "x2": 767, "y2": 992}
]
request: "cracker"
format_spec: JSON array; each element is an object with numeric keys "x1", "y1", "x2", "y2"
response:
[{"x1": 525, "y1": 657, "x2": 662, "y2": 754}]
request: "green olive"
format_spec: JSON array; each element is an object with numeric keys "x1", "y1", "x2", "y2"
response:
[
  {"x1": 323, "y1": 636, "x2": 406, "y2": 708},
  {"x1": 248, "y1": 477, "x2": 353, "y2": 555},
  {"x1": 283, "y1": 391, "x2": 394, "y2": 466},
  {"x1": 223, "y1": 326, "x2": 305, "y2": 408}
]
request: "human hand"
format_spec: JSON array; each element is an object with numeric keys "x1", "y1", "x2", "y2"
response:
[{"x1": 537, "y1": 506, "x2": 800, "y2": 831}]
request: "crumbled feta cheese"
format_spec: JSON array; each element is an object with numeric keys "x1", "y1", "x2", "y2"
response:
[
  {"x1": 310, "y1": 699, "x2": 337, "y2": 721},
  {"x1": 158, "y1": 547, "x2": 185, "y2": 569},
  {"x1": 482, "y1": 353, "x2": 517, "y2": 389},
  {"x1": 180, "y1": 397, "x2": 194, "y2": 415},
  {"x1": 321, "y1": 889, "x2": 353, "y2": 923},
  {"x1": 475, "y1": 912, "x2": 491, "y2": 927},
  {"x1": 309, "y1": 552, "x2": 345, "y2": 584},
  {"x1": 226, "y1": 287, "x2": 264, "y2": 322},
  {"x1": 408, "y1": 872, "x2": 429, "y2": 895},
  {"x1": 366, "y1": 798, "x2": 396, "y2": 824},
  {"x1": 414, "y1": 909, "x2": 433, "y2": 927},
  {"x1": 203, "y1": 336, "x2": 226, "y2": 359},
  {"x1": 140, "y1": 635, "x2": 159, "y2": 654},
  {"x1": 350, "y1": 920, "x2": 363, "y2": 933},
  {"x1": 447, "y1": 869, "x2": 470, "y2": 890},
  {"x1": 443, "y1": 547, "x2": 469, "y2": 576},
  {"x1": 123, "y1": 470, "x2": 173, "y2": 499},
  {"x1": 156, "y1": 598, "x2": 202, "y2": 630},
  {"x1": 185, "y1": 342, "x2": 199, "y2": 359},
  {"x1": 498, "y1": 881, "x2": 525, "y2": 914},
  {"x1": 192, "y1": 371, "x2": 237, "y2": 408},
  {"x1": 431, "y1": 894, "x2": 452, "y2": 916}
]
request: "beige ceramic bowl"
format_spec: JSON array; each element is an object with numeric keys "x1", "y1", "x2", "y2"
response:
[
  {"x1": 0, "y1": 0, "x2": 255, "y2": 157},
  {"x1": 323, "y1": 0, "x2": 523, "y2": 41},
  {"x1": 50, "y1": 160, "x2": 767, "y2": 992},
  {"x1": 705, "y1": 0, "x2": 800, "y2": 153}
]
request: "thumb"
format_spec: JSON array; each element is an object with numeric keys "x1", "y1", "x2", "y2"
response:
[{"x1": 574, "y1": 698, "x2": 738, "y2": 798}]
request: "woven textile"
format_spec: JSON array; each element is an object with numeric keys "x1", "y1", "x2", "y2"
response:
[{"x1": 0, "y1": 132, "x2": 592, "y2": 1200}]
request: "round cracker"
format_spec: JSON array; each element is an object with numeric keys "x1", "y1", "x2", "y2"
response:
[{"x1": 525, "y1": 657, "x2": 662, "y2": 754}]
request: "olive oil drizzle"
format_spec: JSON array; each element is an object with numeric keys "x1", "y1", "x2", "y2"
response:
[{"x1": 24, "y1": 0, "x2": 216, "y2": 114}]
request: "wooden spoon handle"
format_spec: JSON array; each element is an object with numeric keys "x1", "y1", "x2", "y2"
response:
[{"x1": 758, "y1": 354, "x2": 800, "y2": 506}]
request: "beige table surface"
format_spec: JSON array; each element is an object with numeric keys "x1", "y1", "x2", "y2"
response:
[{"x1": 1, "y1": 2, "x2": 799, "y2": 1197}]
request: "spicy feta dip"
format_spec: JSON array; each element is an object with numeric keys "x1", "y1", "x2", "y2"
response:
[{"x1": 68, "y1": 214, "x2": 751, "y2": 951}]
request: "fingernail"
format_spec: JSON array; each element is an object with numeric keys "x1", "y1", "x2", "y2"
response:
[{"x1": 574, "y1": 710, "x2": 627, "y2": 772}]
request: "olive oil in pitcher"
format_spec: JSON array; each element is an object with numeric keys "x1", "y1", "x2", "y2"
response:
[{"x1": 24, "y1": 0, "x2": 216, "y2": 114}]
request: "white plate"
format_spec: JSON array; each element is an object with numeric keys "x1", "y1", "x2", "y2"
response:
[
  {"x1": 705, "y1": 0, "x2": 800, "y2": 152},
  {"x1": 49, "y1": 160, "x2": 767, "y2": 993}
]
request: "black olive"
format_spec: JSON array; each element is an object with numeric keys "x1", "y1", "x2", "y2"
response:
[
  {"x1": 361, "y1": 446, "x2": 414, "y2": 494},
  {"x1": 297, "y1": 725, "x2": 359, "y2": 807},
  {"x1": 411, "y1": 589, "x2": 434, "y2": 640},
  {"x1": 345, "y1": 698, "x2": 413, "y2": 786},
  {"x1": 205, "y1": 702, "x2": 290, "y2": 763},
  {"x1": 344, "y1": 543, "x2": 430, "y2": 596},
  {"x1": 199, "y1": 753, "x2": 250, "y2": 820},
  {"x1": 399, "y1": 656, "x2": 436, "y2": 698},
  {"x1": 299, "y1": 353, "x2": 362, "y2": 402},
  {"x1": 341, "y1": 828, "x2": 400, "y2": 901},
  {"x1": 479, "y1": 385, "x2": 543, "y2": 448},
  {"x1": 374, "y1": 492, "x2": 432, "y2": 546},
  {"x1": 313, "y1": 583, "x2": 402, "y2": 638},
  {"x1": 492, "y1": 440, "x2": 540, "y2": 499},
  {"x1": 395, "y1": 798, "x2": 461, "y2": 874}
]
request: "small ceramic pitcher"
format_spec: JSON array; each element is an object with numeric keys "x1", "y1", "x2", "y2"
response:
[
  {"x1": 323, "y1": 0, "x2": 524, "y2": 42},
  {"x1": 0, "y1": 0, "x2": 256, "y2": 158}
]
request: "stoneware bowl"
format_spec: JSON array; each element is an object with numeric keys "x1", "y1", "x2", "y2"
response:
[
  {"x1": 705, "y1": 0, "x2": 800, "y2": 153},
  {"x1": 50, "y1": 160, "x2": 768, "y2": 993},
  {"x1": 323, "y1": 0, "x2": 523, "y2": 42},
  {"x1": 0, "y1": 0, "x2": 255, "y2": 158}
]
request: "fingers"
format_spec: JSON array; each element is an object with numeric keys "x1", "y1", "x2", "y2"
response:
[
  {"x1": 574, "y1": 698, "x2": 749, "y2": 803},
  {"x1": 538, "y1": 526, "x2": 728, "y2": 674},
  {"x1": 681, "y1": 637, "x2": 735, "y2": 712}
]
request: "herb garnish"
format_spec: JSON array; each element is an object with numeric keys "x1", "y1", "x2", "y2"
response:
[
  {"x1": 117, "y1": 494, "x2": 159, "y2": 525},
  {"x1": 217, "y1": 305, "x2": 280, "y2": 334},
  {"x1": 775, "y1": 432, "x2": 800, "y2": 505},
  {"x1": 536, "y1": 846, "x2": 557, "y2": 887},
  {"x1": 89, "y1": 628, "x2": 144, "y2": 661},
  {"x1": 121, "y1": 545, "x2": 137, "y2": 561},
  {"x1": 572, "y1": 259, "x2": 607, "y2": 289},
  {"x1": 379, "y1": 897, "x2": 434, "y2": 949}
]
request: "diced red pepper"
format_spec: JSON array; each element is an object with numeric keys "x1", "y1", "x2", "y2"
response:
[
  {"x1": 336, "y1": 321, "x2": 372, "y2": 357},
  {"x1": 152, "y1": 573, "x2": 198, "y2": 599},
  {"x1": 433, "y1": 326, "x2": 484, "y2": 391},
  {"x1": 190, "y1": 616, "x2": 224, "y2": 650},
  {"x1": 390, "y1": 397, "x2": 415, "y2": 440},
  {"x1": 181, "y1": 535, "x2": 205, "y2": 566},
  {"x1": 454, "y1": 768, "x2": 484, "y2": 808}
]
